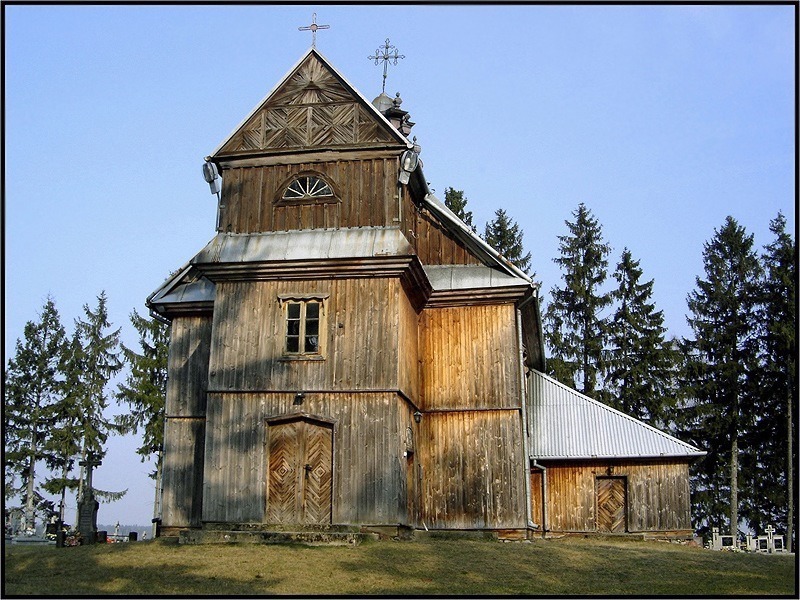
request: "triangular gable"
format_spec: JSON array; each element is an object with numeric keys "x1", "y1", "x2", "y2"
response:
[
  {"x1": 528, "y1": 370, "x2": 705, "y2": 460},
  {"x1": 212, "y1": 48, "x2": 409, "y2": 157}
]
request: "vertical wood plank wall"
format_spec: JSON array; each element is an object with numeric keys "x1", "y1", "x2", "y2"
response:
[
  {"x1": 218, "y1": 159, "x2": 400, "y2": 233},
  {"x1": 201, "y1": 392, "x2": 414, "y2": 525},
  {"x1": 162, "y1": 315, "x2": 213, "y2": 528},
  {"x1": 535, "y1": 460, "x2": 692, "y2": 533},
  {"x1": 419, "y1": 304, "x2": 521, "y2": 410},
  {"x1": 208, "y1": 278, "x2": 401, "y2": 392},
  {"x1": 418, "y1": 410, "x2": 527, "y2": 529},
  {"x1": 397, "y1": 282, "x2": 420, "y2": 403}
]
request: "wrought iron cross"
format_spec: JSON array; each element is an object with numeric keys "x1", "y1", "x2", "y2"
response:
[
  {"x1": 369, "y1": 38, "x2": 405, "y2": 94},
  {"x1": 298, "y1": 13, "x2": 330, "y2": 48}
]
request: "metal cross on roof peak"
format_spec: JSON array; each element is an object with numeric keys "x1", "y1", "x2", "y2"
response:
[
  {"x1": 298, "y1": 13, "x2": 330, "y2": 48},
  {"x1": 369, "y1": 38, "x2": 405, "y2": 94}
]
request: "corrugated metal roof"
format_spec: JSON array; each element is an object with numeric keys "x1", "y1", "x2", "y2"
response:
[
  {"x1": 424, "y1": 265, "x2": 528, "y2": 291},
  {"x1": 528, "y1": 370, "x2": 704, "y2": 460},
  {"x1": 191, "y1": 227, "x2": 415, "y2": 265}
]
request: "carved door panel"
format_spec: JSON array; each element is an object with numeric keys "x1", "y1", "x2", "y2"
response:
[
  {"x1": 596, "y1": 477, "x2": 626, "y2": 533},
  {"x1": 267, "y1": 419, "x2": 332, "y2": 525}
]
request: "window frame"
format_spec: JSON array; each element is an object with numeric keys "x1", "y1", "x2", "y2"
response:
[
  {"x1": 278, "y1": 294, "x2": 328, "y2": 360},
  {"x1": 275, "y1": 171, "x2": 339, "y2": 206}
]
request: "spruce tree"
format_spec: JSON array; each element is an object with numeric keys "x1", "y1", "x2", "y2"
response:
[
  {"x1": 3, "y1": 297, "x2": 67, "y2": 531},
  {"x1": 543, "y1": 203, "x2": 612, "y2": 397},
  {"x1": 444, "y1": 187, "x2": 476, "y2": 231},
  {"x1": 744, "y1": 213, "x2": 796, "y2": 549},
  {"x1": 681, "y1": 216, "x2": 762, "y2": 542},
  {"x1": 42, "y1": 332, "x2": 86, "y2": 522},
  {"x1": 602, "y1": 248, "x2": 677, "y2": 427},
  {"x1": 483, "y1": 208, "x2": 532, "y2": 274},
  {"x1": 72, "y1": 291, "x2": 125, "y2": 504},
  {"x1": 115, "y1": 309, "x2": 170, "y2": 526}
]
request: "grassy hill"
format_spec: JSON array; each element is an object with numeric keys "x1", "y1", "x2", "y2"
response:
[{"x1": 4, "y1": 535, "x2": 795, "y2": 596}]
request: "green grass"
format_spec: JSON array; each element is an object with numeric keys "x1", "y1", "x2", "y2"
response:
[{"x1": 3, "y1": 536, "x2": 796, "y2": 596}]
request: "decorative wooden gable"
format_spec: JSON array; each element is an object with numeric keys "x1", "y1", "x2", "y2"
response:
[{"x1": 214, "y1": 49, "x2": 405, "y2": 157}]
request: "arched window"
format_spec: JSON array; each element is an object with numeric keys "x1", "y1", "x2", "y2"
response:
[{"x1": 276, "y1": 172, "x2": 338, "y2": 205}]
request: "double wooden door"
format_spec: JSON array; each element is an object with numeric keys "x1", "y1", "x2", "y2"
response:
[
  {"x1": 596, "y1": 476, "x2": 627, "y2": 533},
  {"x1": 267, "y1": 419, "x2": 333, "y2": 525}
]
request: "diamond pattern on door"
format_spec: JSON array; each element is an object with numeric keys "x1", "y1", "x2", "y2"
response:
[
  {"x1": 267, "y1": 419, "x2": 332, "y2": 525},
  {"x1": 596, "y1": 477, "x2": 626, "y2": 533}
]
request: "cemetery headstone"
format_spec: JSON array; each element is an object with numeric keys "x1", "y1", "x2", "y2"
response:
[{"x1": 77, "y1": 453, "x2": 102, "y2": 545}]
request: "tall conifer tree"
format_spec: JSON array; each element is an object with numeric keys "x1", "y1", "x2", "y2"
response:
[
  {"x1": 3, "y1": 297, "x2": 67, "y2": 531},
  {"x1": 680, "y1": 216, "x2": 761, "y2": 541},
  {"x1": 602, "y1": 248, "x2": 677, "y2": 427},
  {"x1": 744, "y1": 212, "x2": 796, "y2": 549},
  {"x1": 43, "y1": 332, "x2": 87, "y2": 522},
  {"x1": 483, "y1": 208, "x2": 532, "y2": 274},
  {"x1": 72, "y1": 291, "x2": 124, "y2": 504},
  {"x1": 544, "y1": 203, "x2": 612, "y2": 397}
]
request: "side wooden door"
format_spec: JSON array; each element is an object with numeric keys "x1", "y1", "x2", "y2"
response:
[
  {"x1": 596, "y1": 476, "x2": 626, "y2": 533},
  {"x1": 267, "y1": 419, "x2": 333, "y2": 525}
]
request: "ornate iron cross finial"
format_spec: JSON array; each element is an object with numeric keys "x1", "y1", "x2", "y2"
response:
[
  {"x1": 369, "y1": 38, "x2": 405, "y2": 94},
  {"x1": 298, "y1": 13, "x2": 329, "y2": 48}
]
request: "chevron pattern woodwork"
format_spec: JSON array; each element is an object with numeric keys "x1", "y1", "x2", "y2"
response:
[
  {"x1": 218, "y1": 53, "x2": 397, "y2": 154},
  {"x1": 302, "y1": 424, "x2": 333, "y2": 525},
  {"x1": 267, "y1": 419, "x2": 332, "y2": 525},
  {"x1": 596, "y1": 477, "x2": 626, "y2": 533}
]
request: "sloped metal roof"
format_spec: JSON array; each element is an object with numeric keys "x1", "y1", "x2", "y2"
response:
[
  {"x1": 191, "y1": 227, "x2": 415, "y2": 265},
  {"x1": 424, "y1": 265, "x2": 528, "y2": 291},
  {"x1": 528, "y1": 370, "x2": 704, "y2": 460},
  {"x1": 148, "y1": 267, "x2": 215, "y2": 307}
]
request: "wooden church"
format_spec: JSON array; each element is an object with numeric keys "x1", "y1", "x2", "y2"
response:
[{"x1": 148, "y1": 45, "x2": 704, "y2": 541}]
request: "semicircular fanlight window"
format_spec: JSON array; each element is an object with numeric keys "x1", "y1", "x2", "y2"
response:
[{"x1": 282, "y1": 175, "x2": 334, "y2": 201}]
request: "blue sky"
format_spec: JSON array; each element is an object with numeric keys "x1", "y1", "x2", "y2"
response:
[{"x1": 4, "y1": 4, "x2": 795, "y2": 526}]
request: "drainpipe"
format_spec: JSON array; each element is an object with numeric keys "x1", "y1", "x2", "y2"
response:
[{"x1": 532, "y1": 459, "x2": 548, "y2": 536}]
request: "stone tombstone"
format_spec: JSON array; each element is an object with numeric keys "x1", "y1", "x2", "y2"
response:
[
  {"x1": 77, "y1": 452, "x2": 102, "y2": 545},
  {"x1": 77, "y1": 493, "x2": 99, "y2": 545}
]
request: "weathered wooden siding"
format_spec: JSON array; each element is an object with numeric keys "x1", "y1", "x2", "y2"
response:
[
  {"x1": 538, "y1": 460, "x2": 692, "y2": 533},
  {"x1": 401, "y1": 187, "x2": 481, "y2": 266},
  {"x1": 218, "y1": 159, "x2": 401, "y2": 233},
  {"x1": 530, "y1": 470, "x2": 543, "y2": 529},
  {"x1": 397, "y1": 282, "x2": 420, "y2": 404},
  {"x1": 418, "y1": 410, "x2": 527, "y2": 529},
  {"x1": 208, "y1": 278, "x2": 401, "y2": 392},
  {"x1": 162, "y1": 419, "x2": 205, "y2": 528},
  {"x1": 165, "y1": 316, "x2": 213, "y2": 416},
  {"x1": 419, "y1": 305, "x2": 521, "y2": 410},
  {"x1": 162, "y1": 315, "x2": 213, "y2": 528},
  {"x1": 201, "y1": 392, "x2": 415, "y2": 525}
]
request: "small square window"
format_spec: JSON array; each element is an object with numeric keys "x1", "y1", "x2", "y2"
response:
[{"x1": 283, "y1": 299, "x2": 324, "y2": 357}]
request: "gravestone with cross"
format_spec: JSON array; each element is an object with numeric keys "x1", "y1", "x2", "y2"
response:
[{"x1": 77, "y1": 453, "x2": 101, "y2": 544}]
